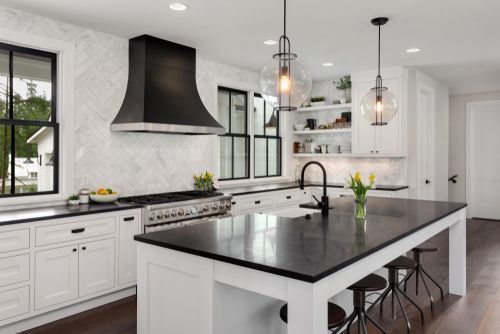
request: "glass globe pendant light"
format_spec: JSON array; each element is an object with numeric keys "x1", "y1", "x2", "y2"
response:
[
  {"x1": 260, "y1": 0, "x2": 311, "y2": 111},
  {"x1": 360, "y1": 17, "x2": 398, "y2": 126}
]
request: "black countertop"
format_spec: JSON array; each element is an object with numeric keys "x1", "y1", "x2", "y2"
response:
[
  {"x1": 135, "y1": 197, "x2": 466, "y2": 283},
  {"x1": 0, "y1": 202, "x2": 143, "y2": 226},
  {"x1": 222, "y1": 181, "x2": 408, "y2": 196}
]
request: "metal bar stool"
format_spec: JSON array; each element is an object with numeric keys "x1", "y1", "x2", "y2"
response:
[
  {"x1": 279, "y1": 302, "x2": 346, "y2": 332},
  {"x1": 333, "y1": 273, "x2": 388, "y2": 334},
  {"x1": 402, "y1": 246, "x2": 444, "y2": 311},
  {"x1": 371, "y1": 256, "x2": 424, "y2": 333}
]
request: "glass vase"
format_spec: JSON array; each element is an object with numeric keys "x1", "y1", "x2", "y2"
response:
[{"x1": 354, "y1": 199, "x2": 367, "y2": 220}]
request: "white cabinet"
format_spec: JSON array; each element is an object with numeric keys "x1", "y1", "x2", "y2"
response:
[
  {"x1": 118, "y1": 214, "x2": 140, "y2": 286},
  {"x1": 352, "y1": 70, "x2": 406, "y2": 156},
  {"x1": 0, "y1": 254, "x2": 30, "y2": 287},
  {"x1": 35, "y1": 245, "x2": 78, "y2": 310},
  {"x1": 79, "y1": 238, "x2": 115, "y2": 297},
  {"x1": 234, "y1": 189, "x2": 311, "y2": 215},
  {"x1": 0, "y1": 286, "x2": 29, "y2": 321}
]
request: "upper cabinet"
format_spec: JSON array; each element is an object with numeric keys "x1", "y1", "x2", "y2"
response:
[{"x1": 352, "y1": 68, "x2": 407, "y2": 157}]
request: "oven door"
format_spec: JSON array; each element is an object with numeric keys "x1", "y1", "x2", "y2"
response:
[
  {"x1": 182, "y1": 213, "x2": 232, "y2": 227},
  {"x1": 145, "y1": 213, "x2": 232, "y2": 233}
]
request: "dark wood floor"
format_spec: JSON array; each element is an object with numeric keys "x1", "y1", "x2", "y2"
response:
[{"x1": 21, "y1": 219, "x2": 500, "y2": 334}]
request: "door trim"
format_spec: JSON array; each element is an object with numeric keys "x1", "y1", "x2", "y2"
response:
[{"x1": 466, "y1": 100, "x2": 500, "y2": 219}]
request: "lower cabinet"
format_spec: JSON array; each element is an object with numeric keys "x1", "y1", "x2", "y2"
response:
[
  {"x1": 118, "y1": 214, "x2": 140, "y2": 286},
  {"x1": 0, "y1": 286, "x2": 30, "y2": 321},
  {"x1": 35, "y1": 238, "x2": 115, "y2": 310}
]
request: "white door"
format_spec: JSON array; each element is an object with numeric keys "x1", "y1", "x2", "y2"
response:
[
  {"x1": 417, "y1": 84, "x2": 436, "y2": 200},
  {"x1": 467, "y1": 101, "x2": 500, "y2": 219},
  {"x1": 376, "y1": 77, "x2": 400, "y2": 155},
  {"x1": 118, "y1": 214, "x2": 140, "y2": 286},
  {"x1": 35, "y1": 245, "x2": 78, "y2": 310},
  {"x1": 353, "y1": 80, "x2": 376, "y2": 154},
  {"x1": 79, "y1": 238, "x2": 115, "y2": 297}
]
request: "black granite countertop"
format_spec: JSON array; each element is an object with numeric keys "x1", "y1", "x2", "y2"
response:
[
  {"x1": 221, "y1": 181, "x2": 408, "y2": 196},
  {"x1": 0, "y1": 202, "x2": 143, "y2": 226},
  {"x1": 135, "y1": 197, "x2": 466, "y2": 283}
]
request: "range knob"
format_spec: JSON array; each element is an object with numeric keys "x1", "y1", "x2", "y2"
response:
[
  {"x1": 212, "y1": 204, "x2": 219, "y2": 210},
  {"x1": 190, "y1": 207, "x2": 197, "y2": 215},
  {"x1": 219, "y1": 204, "x2": 224, "y2": 210},
  {"x1": 226, "y1": 202, "x2": 231, "y2": 209},
  {"x1": 156, "y1": 212, "x2": 164, "y2": 220},
  {"x1": 203, "y1": 205, "x2": 209, "y2": 212},
  {"x1": 149, "y1": 214, "x2": 156, "y2": 221},
  {"x1": 177, "y1": 209, "x2": 184, "y2": 216},
  {"x1": 163, "y1": 210, "x2": 171, "y2": 218},
  {"x1": 171, "y1": 211, "x2": 177, "y2": 217}
]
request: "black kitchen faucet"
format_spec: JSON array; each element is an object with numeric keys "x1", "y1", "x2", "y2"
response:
[{"x1": 299, "y1": 161, "x2": 329, "y2": 216}]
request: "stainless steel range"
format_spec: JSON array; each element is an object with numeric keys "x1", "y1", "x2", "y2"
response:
[{"x1": 120, "y1": 191, "x2": 232, "y2": 233}]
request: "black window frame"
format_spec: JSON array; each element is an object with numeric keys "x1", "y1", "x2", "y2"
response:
[
  {"x1": 0, "y1": 42, "x2": 59, "y2": 198},
  {"x1": 253, "y1": 93, "x2": 282, "y2": 178},
  {"x1": 218, "y1": 86, "x2": 250, "y2": 181}
]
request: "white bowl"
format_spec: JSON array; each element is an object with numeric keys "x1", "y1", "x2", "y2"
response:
[
  {"x1": 293, "y1": 124, "x2": 306, "y2": 131},
  {"x1": 90, "y1": 194, "x2": 119, "y2": 203}
]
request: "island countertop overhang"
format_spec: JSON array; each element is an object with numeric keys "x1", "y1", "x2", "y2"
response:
[{"x1": 134, "y1": 197, "x2": 467, "y2": 283}]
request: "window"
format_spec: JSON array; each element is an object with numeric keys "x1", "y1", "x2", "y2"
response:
[
  {"x1": 217, "y1": 87, "x2": 282, "y2": 181},
  {"x1": 0, "y1": 42, "x2": 58, "y2": 197},
  {"x1": 217, "y1": 87, "x2": 249, "y2": 180},
  {"x1": 253, "y1": 94, "x2": 281, "y2": 177}
]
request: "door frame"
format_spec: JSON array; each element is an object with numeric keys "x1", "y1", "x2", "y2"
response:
[
  {"x1": 466, "y1": 100, "x2": 500, "y2": 219},
  {"x1": 416, "y1": 83, "x2": 436, "y2": 200}
]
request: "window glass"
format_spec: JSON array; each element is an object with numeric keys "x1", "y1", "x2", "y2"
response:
[
  {"x1": 219, "y1": 136, "x2": 232, "y2": 179},
  {"x1": 217, "y1": 90, "x2": 230, "y2": 132},
  {"x1": 0, "y1": 125, "x2": 11, "y2": 195},
  {"x1": 230, "y1": 92, "x2": 246, "y2": 134},
  {"x1": 253, "y1": 95, "x2": 265, "y2": 135},
  {"x1": 268, "y1": 138, "x2": 280, "y2": 176},
  {"x1": 254, "y1": 138, "x2": 267, "y2": 177},
  {"x1": 233, "y1": 137, "x2": 248, "y2": 178}
]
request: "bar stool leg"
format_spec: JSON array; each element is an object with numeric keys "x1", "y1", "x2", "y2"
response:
[
  {"x1": 421, "y1": 267, "x2": 445, "y2": 300},
  {"x1": 394, "y1": 290, "x2": 411, "y2": 334},
  {"x1": 397, "y1": 286, "x2": 425, "y2": 324},
  {"x1": 418, "y1": 269, "x2": 435, "y2": 311},
  {"x1": 364, "y1": 311, "x2": 387, "y2": 334},
  {"x1": 402, "y1": 268, "x2": 416, "y2": 293}
]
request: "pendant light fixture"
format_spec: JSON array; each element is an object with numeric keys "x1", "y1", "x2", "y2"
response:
[
  {"x1": 264, "y1": 110, "x2": 278, "y2": 128},
  {"x1": 260, "y1": 0, "x2": 311, "y2": 111},
  {"x1": 360, "y1": 17, "x2": 398, "y2": 126}
]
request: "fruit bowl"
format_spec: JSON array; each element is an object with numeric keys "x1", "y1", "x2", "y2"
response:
[{"x1": 90, "y1": 193, "x2": 119, "y2": 203}]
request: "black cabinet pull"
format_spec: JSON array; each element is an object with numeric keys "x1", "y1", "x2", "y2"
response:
[
  {"x1": 425, "y1": 179, "x2": 431, "y2": 184},
  {"x1": 370, "y1": 150, "x2": 374, "y2": 153},
  {"x1": 255, "y1": 200, "x2": 261, "y2": 204},
  {"x1": 376, "y1": 150, "x2": 379, "y2": 153},
  {"x1": 231, "y1": 201, "x2": 236, "y2": 205},
  {"x1": 82, "y1": 246, "x2": 87, "y2": 251},
  {"x1": 71, "y1": 228, "x2": 85, "y2": 234},
  {"x1": 72, "y1": 248, "x2": 77, "y2": 252},
  {"x1": 286, "y1": 196, "x2": 292, "y2": 199},
  {"x1": 123, "y1": 216, "x2": 135, "y2": 221}
]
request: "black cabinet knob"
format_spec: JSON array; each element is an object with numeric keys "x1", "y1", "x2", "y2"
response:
[
  {"x1": 72, "y1": 248, "x2": 77, "y2": 252},
  {"x1": 425, "y1": 179, "x2": 431, "y2": 184},
  {"x1": 82, "y1": 246, "x2": 87, "y2": 251}
]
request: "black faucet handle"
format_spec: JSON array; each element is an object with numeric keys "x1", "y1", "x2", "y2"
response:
[{"x1": 312, "y1": 195, "x2": 323, "y2": 208}]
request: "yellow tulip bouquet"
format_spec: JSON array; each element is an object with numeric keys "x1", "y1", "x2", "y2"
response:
[
  {"x1": 345, "y1": 172, "x2": 375, "y2": 219},
  {"x1": 193, "y1": 171, "x2": 214, "y2": 192}
]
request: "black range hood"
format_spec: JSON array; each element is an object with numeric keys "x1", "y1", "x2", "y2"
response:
[{"x1": 111, "y1": 35, "x2": 225, "y2": 135}]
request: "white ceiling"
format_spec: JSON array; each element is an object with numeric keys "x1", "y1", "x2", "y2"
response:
[{"x1": 2, "y1": 0, "x2": 500, "y2": 95}]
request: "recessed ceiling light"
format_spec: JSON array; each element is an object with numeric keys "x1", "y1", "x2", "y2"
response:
[
  {"x1": 263, "y1": 40, "x2": 277, "y2": 45},
  {"x1": 169, "y1": 3, "x2": 188, "y2": 11},
  {"x1": 322, "y1": 62, "x2": 334, "y2": 67},
  {"x1": 406, "y1": 48, "x2": 421, "y2": 53}
]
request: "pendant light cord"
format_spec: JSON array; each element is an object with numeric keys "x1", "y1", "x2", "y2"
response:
[
  {"x1": 378, "y1": 24, "x2": 381, "y2": 77},
  {"x1": 283, "y1": 0, "x2": 287, "y2": 37}
]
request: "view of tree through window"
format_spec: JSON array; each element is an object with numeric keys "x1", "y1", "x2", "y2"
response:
[{"x1": 0, "y1": 43, "x2": 58, "y2": 197}]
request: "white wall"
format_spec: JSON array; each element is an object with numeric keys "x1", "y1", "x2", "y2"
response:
[
  {"x1": 0, "y1": 6, "x2": 260, "y2": 196},
  {"x1": 449, "y1": 91, "x2": 500, "y2": 202}
]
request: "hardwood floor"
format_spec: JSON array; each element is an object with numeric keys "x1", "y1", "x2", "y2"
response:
[{"x1": 21, "y1": 219, "x2": 500, "y2": 334}]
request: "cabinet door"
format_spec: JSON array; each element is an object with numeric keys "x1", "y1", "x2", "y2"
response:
[
  {"x1": 376, "y1": 77, "x2": 400, "y2": 155},
  {"x1": 35, "y1": 245, "x2": 78, "y2": 310},
  {"x1": 79, "y1": 238, "x2": 115, "y2": 297},
  {"x1": 353, "y1": 80, "x2": 377, "y2": 154},
  {"x1": 118, "y1": 214, "x2": 140, "y2": 286}
]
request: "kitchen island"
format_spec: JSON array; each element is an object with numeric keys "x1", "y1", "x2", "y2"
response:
[{"x1": 134, "y1": 197, "x2": 466, "y2": 334}]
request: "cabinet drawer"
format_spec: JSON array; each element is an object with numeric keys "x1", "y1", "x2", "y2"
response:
[
  {"x1": 0, "y1": 229, "x2": 29, "y2": 254},
  {"x1": 35, "y1": 216, "x2": 116, "y2": 246},
  {"x1": 0, "y1": 254, "x2": 29, "y2": 287},
  {"x1": 0, "y1": 286, "x2": 29, "y2": 321},
  {"x1": 274, "y1": 190, "x2": 303, "y2": 206},
  {"x1": 238, "y1": 196, "x2": 274, "y2": 213}
]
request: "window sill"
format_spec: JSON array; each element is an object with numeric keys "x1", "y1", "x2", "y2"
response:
[
  {"x1": 218, "y1": 176, "x2": 294, "y2": 189},
  {"x1": 0, "y1": 193, "x2": 68, "y2": 211}
]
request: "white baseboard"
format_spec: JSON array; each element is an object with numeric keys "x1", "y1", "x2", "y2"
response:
[{"x1": 1, "y1": 287, "x2": 136, "y2": 334}]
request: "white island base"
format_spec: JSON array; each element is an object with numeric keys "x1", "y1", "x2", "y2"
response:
[{"x1": 136, "y1": 208, "x2": 466, "y2": 334}]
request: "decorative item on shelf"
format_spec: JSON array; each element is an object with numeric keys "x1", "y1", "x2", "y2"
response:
[
  {"x1": 360, "y1": 17, "x2": 398, "y2": 126},
  {"x1": 320, "y1": 144, "x2": 328, "y2": 153},
  {"x1": 193, "y1": 171, "x2": 214, "y2": 192},
  {"x1": 345, "y1": 172, "x2": 375, "y2": 219},
  {"x1": 79, "y1": 188, "x2": 90, "y2": 204},
  {"x1": 306, "y1": 118, "x2": 317, "y2": 130},
  {"x1": 310, "y1": 96, "x2": 326, "y2": 106},
  {"x1": 90, "y1": 187, "x2": 119, "y2": 203},
  {"x1": 293, "y1": 123, "x2": 306, "y2": 131},
  {"x1": 332, "y1": 100, "x2": 341, "y2": 105},
  {"x1": 341, "y1": 111, "x2": 351, "y2": 123},
  {"x1": 298, "y1": 143, "x2": 305, "y2": 153},
  {"x1": 68, "y1": 194, "x2": 80, "y2": 206},
  {"x1": 260, "y1": 0, "x2": 311, "y2": 111},
  {"x1": 314, "y1": 145, "x2": 322, "y2": 153},
  {"x1": 293, "y1": 142, "x2": 300, "y2": 153},
  {"x1": 334, "y1": 75, "x2": 352, "y2": 103}
]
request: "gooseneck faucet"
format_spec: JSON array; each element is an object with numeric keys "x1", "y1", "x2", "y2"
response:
[{"x1": 299, "y1": 161, "x2": 329, "y2": 216}]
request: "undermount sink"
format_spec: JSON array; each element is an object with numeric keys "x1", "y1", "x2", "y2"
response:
[{"x1": 265, "y1": 206, "x2": 320, "y2": 218}]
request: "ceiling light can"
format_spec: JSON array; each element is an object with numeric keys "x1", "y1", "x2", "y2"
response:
[{"x1": 169, "y1": 3, "x2": 188, "y2": 11}]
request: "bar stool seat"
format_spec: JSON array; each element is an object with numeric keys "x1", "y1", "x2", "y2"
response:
[
  {"x1": 279, "y1": 302, "x2": 346, "y2": 329},
  {"x1": 384, "y1": 256, "x2": 416, "y2": 270},
  {"x1": 333, "y1": 274, "x2": 387, "y2": 334}
]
